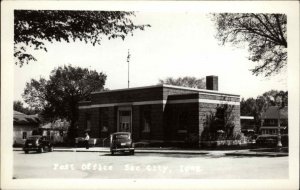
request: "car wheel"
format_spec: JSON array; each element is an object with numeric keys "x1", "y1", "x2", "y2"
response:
[
  {"x1": 24, "y1": 151, "x2": 29, "y2": 154},
  {"x1": 38, "y1": 147, "x2": 44, "y2": 153},
  {"x1": 130, "y1": 150, "x2": 134, "y2": 155},
  {"x1": 111, "y1": 151, "x2": 114, "y2": 155},
  {"x1": 49, "y1": 146, "x2": 53, "y2": 152}
]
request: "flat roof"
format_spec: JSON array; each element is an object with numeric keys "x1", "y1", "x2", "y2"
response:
[{"x1": 91, "y1": 84, "x2": 239, "y2": 97}]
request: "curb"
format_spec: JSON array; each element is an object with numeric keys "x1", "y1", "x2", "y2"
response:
[
  {"x1": 13, "y1": 148, "x2": 288, "y2": 157},
  {"x1": 225, "y1": 152, "x2": 288, "y2": 157},
  {"x1": 54, "y1": 149, "x2": 209, "y2": 154},
  {"x1": 14, "y1": 148, "x2": 209, "y2": 154}
]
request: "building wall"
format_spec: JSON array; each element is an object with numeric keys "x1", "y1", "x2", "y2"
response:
[
  {"x1": 164, "y1": 102, "x2": 199, "y2": 142},
  {"x1": 91, "y1": 86, "x2": 163, "y2": 104},
  {"x1": 78, "y1": 85, "x2": 241, "y2": 146},
  {"x1": 198, "y1": 102, "x2": 240, "y2": 142},
  {"x1": 13, "y1": 125, "x2": 38, "y2": 145}
]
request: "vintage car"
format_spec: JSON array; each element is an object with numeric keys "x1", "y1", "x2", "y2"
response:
[
  {"x1": 255, "y1": 134, "x2": 288, "y2": 147},
  {"x1": 110, "y1": 132, "x2": 135, "y2": 155},
  {"x1": 23, "y1": 135, "x2": 53, "y2": 153}
]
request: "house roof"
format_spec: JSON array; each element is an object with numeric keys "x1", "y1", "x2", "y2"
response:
[
  {"x1": 13, "y1": 111, "x2": 40, "y2": 125},
  {"x1": 262, "y1": 106, "x2": 288, "y2": 119}
]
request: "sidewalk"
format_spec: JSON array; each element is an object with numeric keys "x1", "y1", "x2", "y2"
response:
[
  {"x1": 14, "y1": 147, "x2": 211, "y2": 154},
  {"x1": 225, "y1": 149, "x2": 288, "y2": 157},
  {"x1": 13, "y1": 147, "x2": 288, "y2": 157}
]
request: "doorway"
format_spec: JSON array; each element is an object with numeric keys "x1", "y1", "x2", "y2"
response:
[{"x1": 118, "y1": 107, "x2": 132, "y2": 132}]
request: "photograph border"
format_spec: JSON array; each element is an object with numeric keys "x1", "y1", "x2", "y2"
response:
[{"x1": 1, "y1": 1, "x2": 299, "y2": 189}]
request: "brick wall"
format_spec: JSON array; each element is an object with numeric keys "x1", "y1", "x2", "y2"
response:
[
  {"x1": 198, "y1": 103, "x2": 241, "y2": 142},
  {"x1": 164, "y1": 102, "x2": 199, "y2": 142},
  {"x1": 78, "y1": 85, "x2": 241, "y2": 146},
  {"x1": 91, "y1": 86, "x2": 163, "y2": 104}
]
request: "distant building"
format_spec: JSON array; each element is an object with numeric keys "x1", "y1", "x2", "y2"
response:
[
  {"x1": 260, "y1": 106, "x2": 288, "y2": 135},
  {"x1": 13, "y1": 111, "x2": 40, "y2": 145},
  {"x1": 39, "y1": 119, "x2": 69, "y2": 144},
  {"x1": 240, "y1": 116, "x2": 256, "y2": 135},
  {"x1": 78, "y1": 76, "x2": 241, "y2": 147}
]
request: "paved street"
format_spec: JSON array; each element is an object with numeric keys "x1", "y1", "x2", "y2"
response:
[{"x1": 13, "y1": 151, "x2": 288, "y2": 179}]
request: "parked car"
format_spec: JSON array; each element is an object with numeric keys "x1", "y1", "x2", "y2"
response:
[
  {"x1": 110, "y1": 132, "x2": 134, "y2": 155},
  {"x1": 255, "y1": 134, "x2": 288, "y2": 147},
  {"x1": 23, "y1": 135, "x2": 53, "y2": 153}
]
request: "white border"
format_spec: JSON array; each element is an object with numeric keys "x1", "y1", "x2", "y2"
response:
[{"x1": 1, "y1": 1, "x2": 299, "y2": 190}]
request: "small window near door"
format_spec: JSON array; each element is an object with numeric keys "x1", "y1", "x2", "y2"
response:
[
  {"x1": 86, "y1": 114, "x2": 91, "y2": 131},
  {"x1": 100, "y1": 108, "x2": 109, "y2": 132},
  {"x1": 22, "y1": 132, "x2": 27, "y2": 139},
  {"x1": 142, "y1": 108, "x2": 151, "y2": 133}
]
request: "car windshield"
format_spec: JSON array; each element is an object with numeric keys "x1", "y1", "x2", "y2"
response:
[{"x1": 114, "y1": 134, "x2": 129, "y2": 139}]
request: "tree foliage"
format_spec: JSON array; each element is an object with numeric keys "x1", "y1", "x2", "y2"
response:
[
  {"x1": 22, "y1": 65, "x2": 107, "y2": 139},
  {"x1": 14, "y1": 10, "x2": 150, "y2": 66},
  {"x1": 158, "y1": 76, "x2": 205, "y2": 89},
  {"x1": 240, "y1": 90, "x2": 288, "y2": 128},
  {"x1": 201, "y1": 104, "x2": 237, "y2": 141},
  {"x1": 13, "y1": 100, "x2": 39, "y2": 115},
  {"x1": 212, "y1": 13, "x2": 287, "y2": 77}
]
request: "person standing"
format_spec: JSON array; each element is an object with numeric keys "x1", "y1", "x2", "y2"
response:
[{"x1": 84, "y1": 132, "x2": 90, "y2": 149}]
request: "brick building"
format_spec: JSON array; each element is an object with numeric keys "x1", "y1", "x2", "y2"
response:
[{"x1": 78, "y1": 76, "x2": 241, "y2": 147}]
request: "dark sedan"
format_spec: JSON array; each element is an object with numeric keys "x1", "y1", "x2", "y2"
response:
[
  {"x1": 23, "y1": 135, "x2": 53, "y2": 153},
  {"x1": 110, "y1": 132, "x2": 134, "y2": 155}
]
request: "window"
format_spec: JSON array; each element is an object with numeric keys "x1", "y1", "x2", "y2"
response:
[
  {"x1": 100, "y1": 108, "x2": 109, "y2": 132},
  {"x1": 141, "y1": 106, "x2": 151, "y2": 133},
  {"x1": 269, "y1": 119, "x2": 276, "y2": 125},
  {"x1": 22, "y1": 132, "x2": 27, "y2": 139},
  {"x1": 86, "y1": 114, "x2": 91, "y2": 130},
  {"x1": 280, "y1": 119, "x2": 288, "y2": 126}
]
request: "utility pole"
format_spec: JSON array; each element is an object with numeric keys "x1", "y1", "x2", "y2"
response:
[
  {"x1": 275, "y1": 95, "x2": 283, "y2": 150},
  {"x1": 127, "y1": 49, "x2": 131, "y2": 88}
]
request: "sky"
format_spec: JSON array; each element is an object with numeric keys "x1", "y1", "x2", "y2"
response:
[{"x1": 14, "y1": 12, "x2": 287, "y2": 103}]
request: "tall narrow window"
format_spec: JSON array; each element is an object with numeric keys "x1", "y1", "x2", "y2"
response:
[
  {"x1": 142, "y1": 107, "x2": 151, "y2": 133},
  {"x1": 100, "y1": 108, "x2": 109, "y2": 132},
  {"x1": 86, "y1": 114, "x2": 91, "y2": 131},
  {"x1": 22, "y1": 131, "x2": 27, "y2": 139}
]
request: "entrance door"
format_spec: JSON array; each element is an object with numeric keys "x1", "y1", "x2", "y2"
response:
[{"x1": 118, "y1": 108, "x2": 132, "y2": 132}]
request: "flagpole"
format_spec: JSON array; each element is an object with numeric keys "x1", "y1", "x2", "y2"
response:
[{"x1": 127, "y1": 49, "x2": 130, "y2": 88}]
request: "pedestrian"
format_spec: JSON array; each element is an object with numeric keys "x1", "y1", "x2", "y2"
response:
[{"x1": 84, "y1": 132, "x2": 90, "y2": 149}]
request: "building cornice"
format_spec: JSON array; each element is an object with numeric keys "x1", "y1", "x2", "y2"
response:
[{"x1": 91, "y1": 84, "x2": 240, "y2": 97}]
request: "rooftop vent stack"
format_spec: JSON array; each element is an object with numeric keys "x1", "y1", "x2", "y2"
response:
[{"x1": 206, "y1": 75, "x2": 218, "y2": 91}]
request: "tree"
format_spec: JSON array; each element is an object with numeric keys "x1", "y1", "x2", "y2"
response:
[
  {"x1": 22, "y1": 65, "x2": 107, "y2": 140},
  {"x1": 211, "y1": 13, "x2": 287, "y2": 77},
  {"x1": 240, "y1": 90, "x2": 288, "y2": 132},
  {"x1": 201, "y1": 104, "x2": 236, "y2": 141},
  {"x1": 14, "y1": 10, "x2": 150, "y2": 66},
  {"x1": 13, "y1": 100, "x2": 39, "y2": 115},
  {"x1": 158, "y1": 76, "x2": 205, "y2": 89}
]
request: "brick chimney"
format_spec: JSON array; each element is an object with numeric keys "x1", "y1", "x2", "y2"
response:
[{"x1": 206, "y1": 75, "x2": 218, "y2": 91}]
